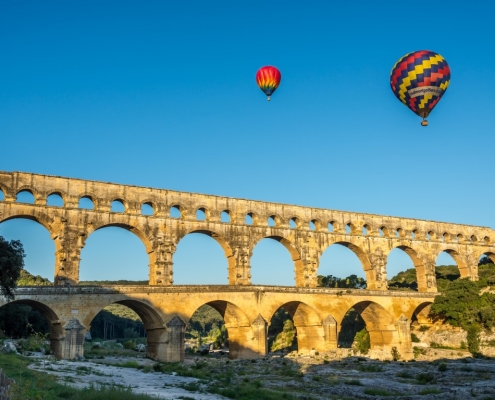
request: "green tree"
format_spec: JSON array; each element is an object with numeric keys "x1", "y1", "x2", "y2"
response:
[
  {"x1": 0, "y1": 236, "x2": 25, "y2": 300},
  {"x1": 317, "y1": 274, "x2": 366, "y2": 289}
]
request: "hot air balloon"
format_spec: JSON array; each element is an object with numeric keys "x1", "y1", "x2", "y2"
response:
[
  {"x1": 256, "y1": 66, "x2": 281, "y2": 101},
  {"x1": 390, "y1": 50, "x2": 450, "y2": 126}
]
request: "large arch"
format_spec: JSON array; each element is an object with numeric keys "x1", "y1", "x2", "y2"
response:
[
  {"x1": 267, "y1": 301, "x2": 327, "y2": 353},
  {"x1": 173, "y1": 229, "x2": 232, "y2": 284},
  {"x1": 84, "y1": 299, "x2": 165, "y2": 360},
  {"x1": 251, "y1": 235, "x2": 302, "y2": 286},
  {"x1": 0, "y1": 299, "x2": 64, "y2": 358},
  {"x1": 80, "y1": 224, "x2": 151, "y2": 283},
  {"x1": 318, "y1": 242, "x2": 368, "y2": 287},
  {"x1": 0, "y1": 214, "x2": 56, "y2": 281},
  {"x1": 187, "y1": 300, "x2": 251, "y2": 359},
  {"x1": 436, "y1": 249, "x2": 468, "y2": 278},
  {"x1": 339, "y1": 301, "x2": 398, "y2": 354},
  {"x1": 388, "y1": 245, "x2": 432, "y2": 292}
]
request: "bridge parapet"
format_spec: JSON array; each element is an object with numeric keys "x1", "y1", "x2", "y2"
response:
[{"x1": 1, "y1": 171, "x2": 494, "y2": 291}]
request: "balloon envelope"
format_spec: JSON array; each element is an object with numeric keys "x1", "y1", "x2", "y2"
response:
[
  {"x1": 390, "y1": 50, "x2": 450, "y2": 119},
  {"x1": 256, "y1": 66, "x2": 281, "y2": 98}
]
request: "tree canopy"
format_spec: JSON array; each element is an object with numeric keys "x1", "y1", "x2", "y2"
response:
[
  {"x1": 317, "y1": 274, "x2": 366, "y2": 289},
  {"x1": 0, "y1": 235, "x2": 25, "y2": 300}
]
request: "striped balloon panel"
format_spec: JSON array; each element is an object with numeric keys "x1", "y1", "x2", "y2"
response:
[
  {"x1": 256, "y1": 66, "x2": 281, "y2": 96},
  {"x1": 390, "y1": 50, "x2": 450, "y2": 117}
]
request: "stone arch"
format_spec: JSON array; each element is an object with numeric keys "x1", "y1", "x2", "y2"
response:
[
  {"x1": 436, "y1": 248, "x2": 469, "y2": 278},
  {"x1": 410, "y1": 302, "x2": 433, "y2": 326},
  {"x1": 84, "y1": 299, "x2": 165, "y2": 360},
  {"x1": 267, "y1": 301, "x2": 327, "y2": 354},
  {"x1": 0, "y1": 183, "x2": 11, "y2": 199},
  {"x1": 319, "y1": 241, "x2": 371, "y2": 283},
  {"x1": 482, "y1": 251, "x2": 495, "y2": 264},
  {"x1": 341, "y1": 301, "x2": 397, "y2": 353},
  {"x1": 15, "y1": 187, "x2": 37, "y2": 203},
  {"x1": 194, "y1": 205, "x2": 210, "y2": 221},
  {"x1": 251, "y1": 235, "x2": 302, "y2": 286},
  {"x1": 188, "y1": 300, "x2": 251, "y2": 359},
  {"x1": 0, "y1": 210, "x2": 56, "y2": 236},
  {"x1": 174, "y1": 229, "x2": 234, "y2": 284},
  {"x1": 1, "y1": 299, "x2": 64, "y2": 358},
  {"x1": 82, "y1": 222, "x2": 153, "y2": 283},
  {"x1": 391, "y1": 245, "x2": 433, "y2": 292},
  {"x1": 46, "y1": 189, "x2": 67, "y2": 202}
]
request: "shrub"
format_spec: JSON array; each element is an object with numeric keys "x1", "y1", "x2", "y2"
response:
[
  {"x1": 391, "y1": 346, "x2": 401, "y2": 361},
  {"x1": 419, "y1": 325, "x2": 430, "y2": 332},
  {"x1": 354, "y1": 328, "x2": 370, "y2": 355},
  {"x1": 411, "y1": 333, "x2": 420, "y2": 343},
  {"x1": 467, "y1": 325, "x2": 481, "y2": 356},
  {"x1": 438, "y1": 363, "x2": 447, "y2": 371},
  {"x1": 416, "y1": 372, "x2": 435, "y2": 384},
  {"x1": 123, "y1": 340, "x2": 136, "y2": 350},
  {"x1": 364, "y1": 388, "x2": 394, "y2": 396}
]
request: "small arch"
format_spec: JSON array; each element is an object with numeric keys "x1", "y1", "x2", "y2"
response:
[
  {"x1": 141, "y1": 202, "x2": 154, "y2": 216},
  {"x1": 411, "y1": 229, "x2": 417, "y2": 240},
  {"x1": 47, "y1": 192, "x2": 64, "y2": 207},
  {"x1": 484, "y1": 236, "x2": 491, "y2": 245},
  {"x1": 110, "y1": 199, "x2": 125, "y2": 213},
  {"x1": 427, "y1": 231, "x2": 436, "y2": 241},
  {"x1": 396, "y1": 228, "x2": 404, "y2": 238},
  {"x1": 220, "y1": 210, "x2": 231, "y2": 223},
  {"x1": 328, "y1": 221, "x2": 335, "y2": 232},
  {"x1": 362, "y1": 224, "x2": 369, "y2": 235},
  {"x1": 196, "y1": 207, "x2": 207, "y2": 221},
  {"x1": 268, "y1": 215, "x2": 280, "y2": 227},
  {"x1": 245, "y1": 212, "x2": 257, "y2": 226},
  {"x1": 345, "y1": 223, "x2": 352, "y2": 234},
  {"x1": 0, "y1": 188, "x2": 5, "y2": 201},
  {"x1": 310, "y1": 219, "x2": 321, "y2": 231},
  {"x1": 470, "y1": 235, "x2": 478, "y2": 243},
  {"x1": 170, "y1": 205, "x2": 182, "y2": 219},
  {"x1": 380, "y1": 226, "x2": 389, "y2": 237},
  {"x1": 78, "y1": 196, "x2": 94, "y2": 210},
  {"x1": 456, "y1": 234, "x2": 463, "y2": 243},
  {"x1": 289, "y1": 217, "x2": 299, "y2": 229},
  {"x1": 443, "y1": 232, "x2": 450, "y2": 242},
  {"x1": 16, "y1": 189, "x2": 35, "y2": 204}
]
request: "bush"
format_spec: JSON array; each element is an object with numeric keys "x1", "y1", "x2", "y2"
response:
[
  {"x1": 416, "y1": 372, "x2": 435, "y2": 384},
  {"x1": 354, "y1": 328, "x2": 370, "y2": 355},
  {"x1": 123, "y1": 340, "x2": 136, "y2": 350},
  {"x1": 391, "y1": 346, "x2": 401, "y2": 361},
  {"x1": 411, "y1": 333, "x2": 420, "y2": 343},
  {"x1": 467, "y1": 325, "x2": 481, "y2": 356},
  {"x1": 438, "y1": 362, "x2": 447, "y2": 372}
]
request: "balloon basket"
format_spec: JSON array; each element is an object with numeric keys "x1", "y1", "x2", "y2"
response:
[
  {"x1": 421, "y1": 120, "x2": 428, "y2": 127},
  {"x1": 267, "y1": 97, "x2": 271, "y2": 101}
]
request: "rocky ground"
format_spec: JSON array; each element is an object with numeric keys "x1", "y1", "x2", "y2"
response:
[{"x1": 24, "y1": 348, "x2": 495, "y2": 399}]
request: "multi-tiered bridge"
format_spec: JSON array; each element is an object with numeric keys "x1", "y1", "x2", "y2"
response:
[{"x1": 1, "y1": 171, "x2": 493, "y2": 361}]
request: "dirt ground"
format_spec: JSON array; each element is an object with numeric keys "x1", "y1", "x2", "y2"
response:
[{"x1": 28, "y1": 349, "x2": 495, "y2": 399}]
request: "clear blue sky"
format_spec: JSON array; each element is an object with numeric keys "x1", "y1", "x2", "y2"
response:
[{"x1": 0, "y1": 1, "x2": 493, "y2": 285}]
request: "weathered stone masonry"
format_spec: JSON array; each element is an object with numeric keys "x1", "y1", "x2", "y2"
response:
[{"x1": 0, "y1": 171, "x2": 494, "y2": 362}]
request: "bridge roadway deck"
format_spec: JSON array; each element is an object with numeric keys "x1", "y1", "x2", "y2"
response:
[{"x1": 4, "y1": 286, "x2": 436, "y2": 362}]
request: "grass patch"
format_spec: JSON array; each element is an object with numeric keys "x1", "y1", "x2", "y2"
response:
[
  {"x1": 419, "y1": 388, "x2": 441, "y2": 395},
  {"x1": 344, "y1": 379, "x2": 362, "y2": 386},
  {"x1": 208, "y1": 381, "x2": 297, "y2": 399},
  {"x1": 0, "y1": 353, "x2": 158, "y2": 400},
  {"x1": 364, "y1": 388, "x2": 395, "y2": 396},
  {"x1": 416, "y1": 372, "x2": 435, "y2": 385},
  {"x1": 358, "y1": 364, "x2": 383, "y2": 372}
]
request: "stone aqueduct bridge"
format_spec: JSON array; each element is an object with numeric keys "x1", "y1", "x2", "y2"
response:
[{"x1": 0, "y1": 171, "x2": 494, "y2": 361}]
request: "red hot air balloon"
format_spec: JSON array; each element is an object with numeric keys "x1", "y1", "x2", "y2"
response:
[
  {"x1": 390, "y1": 50, "x2": 451, "y2": 126},
  {"x1": 256, "y1": 66, "x2": 281, "y2": 101}
]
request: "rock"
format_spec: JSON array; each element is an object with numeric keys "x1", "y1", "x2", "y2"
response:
[
  {"x1": 2, "y1": 340, "x2": 19, "y2": 354},
  {"x1": 136, "y1": 344, "x2": 146, "y2": 352}
]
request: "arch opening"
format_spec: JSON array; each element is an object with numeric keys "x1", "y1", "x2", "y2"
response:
[
  {"x1": 328, "y1": 221, "x2": 335, "y2": 232},
  {"x1": 47, "y1": 193, "x2": 64, "y2": 207},
  {"x1": 289, "y1": 218, "x2": 297, "y2": 229},
  {"x1": 387, "y1": 247, "x2": 417, "y2": 291},
  {"x1": 0, "y1": 300, "x2": 63, "y2": 357},
  {"x1": 245, "y1": 213, "x2": 254, "y2": 225},
  {"x1": 318, "y1": 243, "x2": 368, "y2": 288},
  {"x1": 0, "y1": 188, "x2": 4, "y2": 201},
  {"x1": 196, "y1": 208, "x2": 206, "y2": 221},
  {"x1": 110, "y1": 200, "x2": 125, "y2": 213},
  {"x1": 173, "y1": 231, "x2": 230, "y2": 284},
  {"x1": 268, "y1": 301, "x2": 322, "y2": 354},
  {"x1": 170, "y1": 205, "x2": 181, "y2": 219},
  {"x1": 435, "y1": 251, "x2": 463, "y2": 291},
  {"x1": 220, "y1": 211, "x2": 230, "y2": 223},
  {"x1": 478, "y1": 254, "x2": 495, "y2": 284},
  {"x1": 141, "y1": 203, "x2": 154, "y2": 216},
  {"x1": 0, "y1": 217, "x2": 55, "y2": 282},
  {"x1": 80, "y1": 226, "x2": 149, "y2": 283},
  {"x1": 339, "y1": 301, "x2": 396, "y2": 354},
  {"x1": 186, "y1": 304, "x2": 227, "y2": 355},
  {"x1": 251, "y1": 236, "x2": 300, "y2": 286},
  {"x1": 78, "y1": 196, "x2": 94, "y2": 210},
  {"x1": 16, "y1": 190, "x2": 35, "y2": 204}
]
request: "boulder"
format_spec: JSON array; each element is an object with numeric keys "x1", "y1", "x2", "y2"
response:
[{"x1": 136, "y1": 343, "x2": 146, "y2": 352}]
